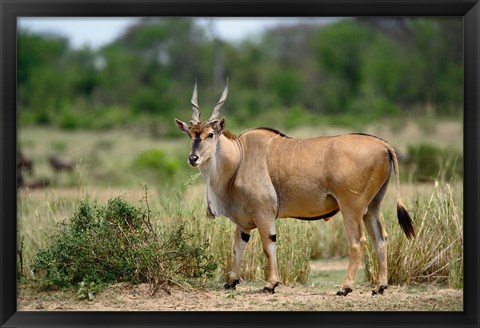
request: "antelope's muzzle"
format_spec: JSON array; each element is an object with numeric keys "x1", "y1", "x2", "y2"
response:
[{"x1": 188, "y1": 154, "x2": 200, "y2": 167}]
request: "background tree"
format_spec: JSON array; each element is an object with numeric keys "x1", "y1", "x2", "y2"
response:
[{"x1": 18, "y1": 17, "x2": 463, "y2": 133}]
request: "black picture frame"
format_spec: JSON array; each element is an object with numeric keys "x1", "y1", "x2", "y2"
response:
[{"x1": 1, "y1": 1, "x2": 479, "y2": 327}]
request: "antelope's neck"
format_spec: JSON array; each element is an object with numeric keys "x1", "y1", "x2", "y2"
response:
[{"x1": 200, "y1": 134, "x2": 240, "y2": 188}]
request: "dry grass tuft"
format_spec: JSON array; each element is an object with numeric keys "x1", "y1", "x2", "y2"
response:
[{"x1": 363, "y1": 180, "x2": 463, "y2": 288}]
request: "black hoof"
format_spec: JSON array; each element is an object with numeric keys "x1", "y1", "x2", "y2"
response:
[
  {"x1": 372, "y1": 285, "x2": 388, "y2": 295},
  {"x1": 262, "y1": 287, "x2": 275, "y2": 294},
  {"x1": 336, "y1": 287, "x2": 353, "y2": 296},
  {"x1": 223, "y1": 280, "x2": 239, "y2": 290},
  {"x1": 262, "y1": 282, "x2": 279, "y2": 294}
]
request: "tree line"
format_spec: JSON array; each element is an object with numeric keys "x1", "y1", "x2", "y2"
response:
[{"x1": 18, "y1": 17, "x2": 463, "y2": 135}]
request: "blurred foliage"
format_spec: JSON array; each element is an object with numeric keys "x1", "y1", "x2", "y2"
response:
[
  {"x1": 18, "y1": 17, "x2": 462, "y2": 134},
  {"x1": 405, "y1": 143, "x2": 463, "y2": 182},
  {"x1": 132, "y1": 148, "x2": 183, "y2": 183}
]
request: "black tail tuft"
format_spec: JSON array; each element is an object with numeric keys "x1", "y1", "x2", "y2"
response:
[{"x1": 397, "y1": 204, "x2": 415, "y2": 239}]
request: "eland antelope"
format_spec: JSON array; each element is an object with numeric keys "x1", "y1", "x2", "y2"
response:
[
  {"x1": 174, "y1": 80, "x2": 415, "y2": 296},
  {"x1": 49, "y1": 155, "x2": 74, "y2": 173}
]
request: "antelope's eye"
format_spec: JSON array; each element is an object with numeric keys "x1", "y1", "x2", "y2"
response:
[{"x1": 208, "y1": 133, "x2": 214, "y2": 138}]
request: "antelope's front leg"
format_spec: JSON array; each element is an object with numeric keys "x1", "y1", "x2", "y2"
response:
[
  {"x1": 224, "y1": 225, "x2": 250, "y2": 290},
  {"x1": 257, "y1": 219, "x2": 279, "y2": 294}
]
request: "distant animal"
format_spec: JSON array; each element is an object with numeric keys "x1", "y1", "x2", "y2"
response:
[
  {"x1": 49, "y1": 155, "x2": 74, "y2": 173},
  {"x1": 17, "y1": 151, "x2": 33, "y2": 175},
  {"x1": 24, "y1": 178, "x2": 50, "y2": 190},
  {"x1": 17, "y1": 167, "x2": 24, "y2": 188},
  {"x1": 17, "y1": 151, "x2": 50, "y2": 189},
  {"x1": 174, "y1": 80, "x2": 415, "y2": 296},
  {"x1": 17, "y1": 151, "x2": 34, "y2": 188}
]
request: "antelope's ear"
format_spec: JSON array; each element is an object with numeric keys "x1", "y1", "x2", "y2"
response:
[
  {"x1": 174, "y1": 118, "x2": 190, "y2": 134},
  {"x1": 215, "y1": 117, "x2": 226, "y2": 134}
]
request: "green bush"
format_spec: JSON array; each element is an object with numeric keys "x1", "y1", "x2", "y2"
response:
[
  {"x1": 58, "y1": 110, "x2": 85, "y2": 130},
  {"x1": 32, "y1": 109, "x2": 53, "y2": 126},
  {"x1": 57, "y1": 107, "x2": 134, "y2": 131},
  {"x1": 92, "y1": 106, "x2": 132, "y2": 130},
  {"x1": 31, "y1": 196, "x2": 217, "y2": 293},
  {"x1": 132, "y1": 149, "x2": 182, "y2": 182},
  {"x1": 269, "y1": 71, "x2": 302, "y2": 107},
  {"x1": 284, "y1": 106, "x2": 311, "y2": 130}
]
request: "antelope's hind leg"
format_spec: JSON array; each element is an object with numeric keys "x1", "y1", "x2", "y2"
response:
[
  {"x1": 224, "y1": 225, "x2": 251, "y2": 290},
  {"x1": 363, "y1": 206, "x2": 389, "y2": 295},
  {"x1": 363, "y1": 178, "x2": 390, "y2": 295},
  {"x1": 336, "y1": 208, "x2": 366, "y2": 296}
]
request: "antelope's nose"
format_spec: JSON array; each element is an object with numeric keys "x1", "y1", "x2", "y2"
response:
[{"x1": 188, "y1": 154, "x2": 199, "y2": 166}]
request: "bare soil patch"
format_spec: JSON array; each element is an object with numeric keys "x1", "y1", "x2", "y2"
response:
[
  {"x1": 18, "y1": 259, "x2": 462, "y2": 312},
  {"x1": 18, "y1": 282, "x2": 462, "y2": 312}
]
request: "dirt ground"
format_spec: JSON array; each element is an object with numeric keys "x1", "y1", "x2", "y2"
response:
[{"x1": 17, "y1": 259, "x2": 463, "y2": 312}]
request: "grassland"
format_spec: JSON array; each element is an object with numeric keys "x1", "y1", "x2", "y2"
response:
[{"x1": 17, "y1": 119, "x2": 463, "y2": 311}]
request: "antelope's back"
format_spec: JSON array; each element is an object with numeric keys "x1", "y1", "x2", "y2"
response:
[{"x1": 261, "y1": 131, "x2": 392, "y2": 218}]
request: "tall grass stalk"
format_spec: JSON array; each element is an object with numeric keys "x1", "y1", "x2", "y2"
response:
[
  {"x1": 17, "y1": 190, "x2": 80, "y2": 276},
  {"x1": 310, "y1": 216, "x2": 349, "y2": 259},
  {"x1": 363, "y1": 180, "x2": 463, "y2": 288}
]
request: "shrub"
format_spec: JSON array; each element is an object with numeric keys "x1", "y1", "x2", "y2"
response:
[
  {"x1": 268, "y1": 71, "x2": 302, "y2": 107},
  {"x1": 284, "y1": 106, "x2": 311, "y2": 130},
  {"x1": 132, "y1": 149, "x2": 182, "y2": 182},
  {"x1": 58, "y1": 110, "x2": 82, "y2": 130},
  {"x1": 91, "y1": 106, "x2": 133, "y2": 130},
  {"x1": 31, "y1": 195, "x2": 217, "y2": 294}
]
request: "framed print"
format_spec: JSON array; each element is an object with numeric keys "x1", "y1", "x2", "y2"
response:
[{"x1": 1, "y1": 1, "x2": 478, "y2": 327}]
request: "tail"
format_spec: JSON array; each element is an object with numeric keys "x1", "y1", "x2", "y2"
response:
[{"x1": 387, "y1": 145, "x2": 416, "y2": 239}]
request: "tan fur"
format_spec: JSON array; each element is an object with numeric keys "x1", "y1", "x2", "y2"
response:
[
  {"x1": 175, "y1": 83, "x2": 413, "y2": 295},
  {"x1": 222, "y1": 130, "x2": 238, "y2": 140}
]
